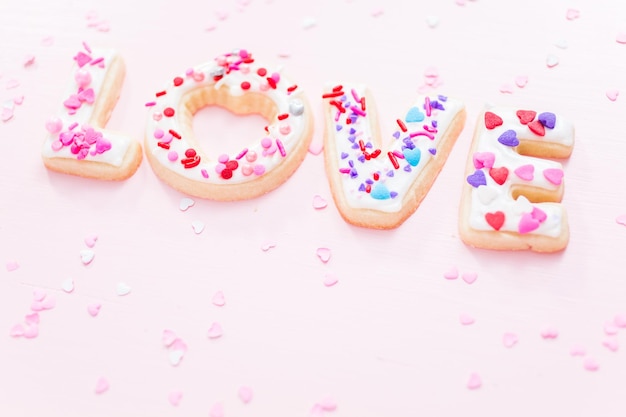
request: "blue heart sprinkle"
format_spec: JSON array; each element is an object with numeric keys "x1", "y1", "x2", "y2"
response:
[
  {"x1": 405, "y1": 107, "x2": 425, "y2": 123},
  {"x1": 466, "y1": 170, "x2": 487, "y2": 188},
  {"x1": 371, "y1": 183, "x2": 391, "y2": 200},
  {"x1": 497, "y1": 130, "x2": 519, "y2": 147},
  {"x1": 403, "y1": 147, "x2": 422, "y2": 166},
  {"x1": 538, "y1": 112, "x2": 556, "y2": 129}
]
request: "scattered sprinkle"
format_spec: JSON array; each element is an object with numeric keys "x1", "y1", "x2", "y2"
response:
[
  {"x1": 502, "y1": 332, "x2": 518, "y2": 348},
  {"x1": 569, "y1": 345, "x2": 586, "y2": 356},
  {"x1": 84, "y1": 235, "x2": 98, "y2": 248},
  {"x1": 1, "y1": 101, "x2": 15, "y2": 122},
  {"x1": 212, "y1": 291, "x2": 226, "y2": 307},
  {"x1": 614, "y1": 313, "x2": 626, "y2": 328},
  {"x1": 602, "y1": 337, "x2": 619, "y2": 352},
  {"x1": 466, "y1": 372, "x2": 482, "y2": 390},
  {"x1": 6, "y1": 261, "x2": 19, "y2": 272},
  {"x1": 80, "y1": 249, "x2": 95, "y2": 265},
  {"x1": 546, "y1": 54, "x2": 560, "y2": 68},
  {"x1": 312, "y1": 195, "x2": 328, "y2": 209},
  {"x1": 41, "y1": 36, "x2": 54, "y2": 46},
  {"x1": 115, "y1": 282, "x2": 132, "y2": 296},
  {"x1": 209, "y1": 402, "x2": 224, "y2": 417},
  {"x1": 514, "y1": 75, "x2": 528, "y2": 88},
  {"x1": 606, "y1": 89, "x2": 619, "y2": 101},
  {"x1": 425, "y1": 15, "x2": 440, "y2": 28},
  {"x1": 207, "y1": 322, "x2": 223, "y2": 339},
  {"x1": 23, "y1": 55, "x2": 36, "y2": 68},
  {"x1": 238, "y1": 386, "x2": 253, "y2": 404},
  {"x1": 5, "y1": 79, "x2": 20, "y2": 90},
  {"x1": 443, "y1": 266, "x2": 459, "y2": 280},
  {"x1": 94, "y1": 377, "x2": 110, "y2": 394},
  {"x1": 302, "y1": 17, "x2": 317, "y2": 30},
  {"x1": 604, "y1": 321, "x2": 619, "y2": 335},
  {"x1": 261, "y1": 241, "x2": 277, "y2": 251},
  {"x1": 565, "y1": 8, "x2": 580, "y2": 21},
  {"x1": 583, "y1": 357, "x2": 599, "y2": 372},
  {"x1": 61, "y1": 278, "x2": 75, "y2": 293},
  {"x1": 461, "y1": 272, "x2": 478, "y2": 285},
  {"x1": 168, "y1": 390, "x2": 183, "y2": 406},
  {"x1": 316, "y1": 247, "x2": 331, "y2": 263},
  {"x1": 554, "y1": 39, "x2": 569, "y2": 49},
  {"x1": 180, "y1": 197, "x2": 195, "y2": 211},
  {"x1": 191, "y1": 220, "x2": 205, "y2": 234},
  {"x1": 371, "y1": 8, "x2": 384, "y2": 18},
  {"x1": 215, "y1": 10, "x2": 229, "y2": 21},
  {"x1": 459, "y1": 313, "x2": 475, "y2": 325},
  {"x1": 616, "y1": 214, "x2": 626, "y2": 226},
  {"x1": 87, "y1": 303, "x2": 101, "y2": 317},
  {"x1": 616, "y1": 33, "x2": 626, "y2": 44},
  {"x1": 499, "y1": 83, "x2": 514, "y2": 94},
  {"x1": 166, "y1": 335, "x2": 188, "y2": 367},
  {"x1": 540, "y1": 326, "x2": 559, "y2": 339},
  {"x1": 323, "y1": 273, "x2": 339, "y2": 287}
]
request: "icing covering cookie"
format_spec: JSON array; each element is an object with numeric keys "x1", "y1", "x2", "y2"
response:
[
  {"x1": 42, "y1": 44, "x2": 142, "y2": 180},
  {"x1": 459, "y1": 108, "x2": 574, "y2": 252},
  {"x1": 144, "y1": 49, "x2": 313, "y2": 200},
  {"x1": 322, "y1": 85, "x2": 466, "y2": 229}
]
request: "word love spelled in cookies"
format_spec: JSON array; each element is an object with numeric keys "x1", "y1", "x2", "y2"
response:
[
  {"x1": 42, "y1": 44, "x2": 142, "y2": 180},
  {"x1": 459, "y1": 108, "x2": 574, "y2": 252}
]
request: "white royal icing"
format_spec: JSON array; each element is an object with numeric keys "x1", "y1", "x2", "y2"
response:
[{"x1": 323, "y1": 85, "x2": 464, "y2": 213}]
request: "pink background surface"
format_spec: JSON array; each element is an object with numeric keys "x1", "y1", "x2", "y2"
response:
[{"x1": 2, "y1": 0, "x2": 626, "y2": 415}]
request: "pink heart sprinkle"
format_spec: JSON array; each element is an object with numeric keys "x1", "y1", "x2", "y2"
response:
[
  {"x1": 569, "y1": 345, "x2": 586, "y2": 357},
  {"x1": 466, "y1": 372, "x2": 482, "y2": 390},
  {"x1": 583, "y1": 357, "x2": 599, "y2": 372},
  {"x1": 152, "y1": 112, "x2": 163, "y2": 121},
  {"x1": 518, "y1": 213, "x2": 540, "y2": 234},
  {"x1": 6, "y1": 261, "x2": 19, "y2": 272},
  {"x1": 308, "y1": 140, "x2": 323, "y2": 155},
  {"x1": 604, "y1": 321, "x2": 619, "y2": 335},
  {"x1": 472, "y1": 152, "x2": 495, "y2": 169},
  {"x1": 316, "y1": 247, "x2": 331, "y2": 263},
  {"x1": 212, "y1": 291, "x2": 226, "y2": 307},
  {"x1": 162, "y1": 329, "x2": 177, "y2": 347},
  {"x1": 87, "y1": 303, "x2": 101, "y2": 317},
  {"x1": 84, "y1": 235, "x2": 98, "y2": 248},
  {"x1": 461, "y1": 272, "x2": 478, "y2": 285},
  {"x1": 565, "y1": 8, "x2": 580, "y2": 21},
  {"x1": 23, "y1": 54, "x2": 36, "y2": 67},
  {"x1": 617, "y1": 33, "x2": 626, "y2": 44},
  {"x1": 616, "y1": 215, "x2": 626, "y2": 226},
  {"x1": 540, "y1": 326, "x2": 559, "y2": 339},
  {"x1": 502, "y1": 332, "x2": 518, "y2": 348},
  {"x1": 74, "y1": 51, "x2": 92, "y2": 67},
  {"x1": 13, "y1": 95, "x2": 24, "y2": 105},
  {"x1": 9, "y1": 324, "x2": 24, "y2": 337},
  {"x1": 312, "y1": 195, "x2": 328, "y2": 209},
  {"x1": 238, "y1": 386, "x2": 253, "y2": 404},
  {"x1": 316, "y1": 397, "x2": 338, "y2": 411},
  {"x1": 94, "y1": 377, "x2": 109, "y2": 394},
  {"x1": 606, "y1": 89, "x2": 619, "y2": 101},
  {"x1": 499, "y1": 83, "x2": 514, "y2": 94},
  {"x1": 543, "y1": 168, "x2": 564, "y2": 185},
  {"x1": 614, "y1": 313, "x2": 626, "y2": 328},
  {"x1": 209, "y1": 403, "x2": 224, "y2": 417},
  {"x1": 168, "y1": 390, "x2": 183, "y2": 406},
  {"x1": 459, "y1": 313, "x2": 475, "y2": 325},
  {"x1": 515, "y1": 75, "x2": 528, "y2": 88},
  {"x1": 23, "y1": 324, "x2": 39, "y2": 339},
  {"x1": 33, "y1": 289, "x2": 47, "y2": 302},
  {"x1": 323, "y1": 273, "x2": 339, "y2": 287},
  {"x1": 443, "y1": 266, "x2": 459, "y2": 280},
  {"x1": 25, "y1": 313, "x2": 40, "y2": 325},
  {"x1": 514, "y1": 164, "x2": 534, "y2": 181},
  {"x1": 207, "y1": 322, "x2": 223, "y2": 339},
  {"x1": 1, "y1": 107, "x2": 14, "y2": 122},
  {"x1": 602, "y1": 337, "x2": 619, "y2": 352},
  {"x1": 170, "y1": 338, "x2": 188, "y2": 353}
]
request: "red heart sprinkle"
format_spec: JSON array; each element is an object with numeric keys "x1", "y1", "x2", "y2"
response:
[
  {"x1": 516, "y1": 110, "x2": 536, "y2": 125},
  {"x1": 488, "y1": 167, "x2": 509, "y2": 185},
  {"x1": 485, "y1": 211, "x2": 505, "y2": 230},
  {"x1": 225, "y1": 160, "x2": 239, "y2": 170},
  {"x1": 528, "y1": 120, "x2": 545, "y2": 136},
  {"x1": 484, "y1": 111, "x2": 503, "y2": 129}
]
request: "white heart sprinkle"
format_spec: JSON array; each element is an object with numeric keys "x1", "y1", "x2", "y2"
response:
[
  {"x1": 476, "y1": 186, "x2": 498, "y2": 205},
  {"x1": 316, "y1": 247, "x2": 331, "y2": 263},
  {"x1": 302, "y1": 17, "x2": 317, "y2": 30},
  {"x1": 80, "y1": 249, "x2": 95, "y2": 265},
  {"x1": 512, "y1": 195, "x2": 533, "y2": 215},
  {"x1": 425, "y1": 15, "x2": 440, "y2": 28},
  {"x1": 514, "y1": 75, "x2": 528, "y2": 88},
  {"x1": 169, "y1": 350, "x2": 184, "y2": 366},
  {"x1": 499, "y1": 83, "x2": 514, "y2": 94},
  {"x1": 617, "y1": 33, "x2": 626, "y2": 44},
  {"x1": 179, "y1": 197, "x2": 195, "y2": 211},
  {"x1": 554, "y1": 39, "x2": 569, "y2": 49},
  {"x1": 1, "y1": 105, "x2": 14, "y2": 122},
  {"x1": 191, "y1": 221, "x2": 205, "y2": 234},
  {"x1": 207, "y1": 322, "x2": 223, "y2": 339},
  {"x1": 312, "y1": 195, "x2": 328, "y2": 209},
  {"x1": 459, "y1": 313, "x2": 475, "y2": 325},
  {"x1": 61, "y1": 278, "x2": 74, "y2": 293},
  {"x1": 546, "y1": 54, "x2": 560, "y2": 68},
  {"x1": 116, "y1": 282, "x2": 132, "y2": 296},
  {"x1": 502, "y1": 332, "x2": 518, "y2": 348}
]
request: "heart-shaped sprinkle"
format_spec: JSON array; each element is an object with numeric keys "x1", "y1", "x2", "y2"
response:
[
  {"x1": 466, "y1": 170, "x2": 487, "y2": 188},
  {"x1": 168, "y1": 350, "x2": 185, "y2": 366},
  {"x1": 614, "y1": 313, "x2": 626, "y2": 327},
  {"x1": 555, "y1": 39, "x2": 569, "y2": 49},
  {"x1": 543, "y1": 168, "x2": 564, "y2": 185},
  {"x1": 323, "y1": 273, "x2": 339, "y2": 287},
  {"x1": 499, "y1": 83, "x2": 514, "y2": 94},
  {"x1": 514, "y1": 164, "x2": 534, "y2": 181},
  {"x1": 546, "y1": 54, "x2": 559, "y2": 68},
  {"x1": 516, "y1": 110, "x2": 536, "y2": 125},
  {"x1": 565, "y1": 8, "x2": 580, "y2": 20},
  {"x1": 462, "y1": 272, "x2": 478, "y2": 284},
  {"x1": 540, "y1": 326, "x2": 559, "y2": 339},
  {"x1": 472, "y1": 152, "x2": 495, "y2": 169},
  {"x1": 484, "y1": 111, "x2": 503, "y2": 129},
  {"x1": 80, "y1": 249, "x2": 95, "y2": 265},
  {"x1": 116, "y1": 282, "x2": 131, "y2": 296},
  {"x1": 402, "y1": 147, "x2": 421, "y2": 167},
  {"x1": 94, "y1": 377, "x2": 109, "y2": 394},
  {"x1": 191, "y1": 220, "x2": 205, "y2": 234},
  {"x1": 519, "y1": 213, "x2": 541, "y2": 234},
  {"x1": 569, "y1": 345, "x2": 586, "y2": 356},
  {"x1": 23, "y1": 323, "x2": 39, "y2": 339},
  {"x1": 312, "y1": 194, "x2": 328, "y2": 209},
  {"x1": 63, "y1": 95, "x2": 81, "y2": 109},
  {"x1": 162, "y1": 329, "x2": 177, "y2": 347},
  {"x1": 45, "y1": 117, "x2": 63, "y2": 133},
  {"x1": 583, "y1": 357, "x2": 599, "y2": 372},
  {"x1": 405, "y1": 106, "x2": 425, "y2": 123},
  {"x1": 84, "y1": 235, "x2": 98, "y2": 248},
  {"x1": 13, "y1": 95, "x2": 24, "y2": 105},
  {"x1": 602, "y1": 337, "x2": 619, "y2": 352},
  {"x1": 5, "y1": 79, "x2": 20, "y2": 89},
  {"x1": 316, "y1": 397, "x2": 338, "y2": 412},
  {"x1": 370, "y1": 183, "x2": 391, "y2": 200},
  {"x1": 238, "y1": 386, "x2": 254, "y2": 403},
  {"x1": 33, "y1": 289, "x2": 46, "y2": 302},
  {"x1": 61, "y1": 278, "x2": 74, "y2": 293},
  {"x1": 443, "y1": 266, "x2": 459, "y2": 280},
  {"x1": 476, "y1": 186, "x2": 498, "y2": 205},
  {"x1": 514, "y1": 75, "x2": 528, "y2": 88},
  {"x1": 488, "y1": 167, "x2": 509, "y2": 185},
  {"x1": 152, "y1": 112, "x2": 163, "y2": 121},
  {"x1": 459, "y1": 313, "x2": 475, "y2": 325},
  {"x1": 212, "y1": 291, "x2": 226, "y2": 307},
  {"x1": 209, "y1": 403, "x2": 224, "y2": 417},
  {"x1": 207, "y1": 322, "x2": 223, "y2": 339},
  {"x1": 168, "y1": 391, "x2": 183, "y2": 406},
  {"x1": 502, "y1": 332, "x2": 518, "y2": 348},
  {"x1": 25, "y1": 313, "x2": 40, "y2": 325},
  {"x1": 179, "y1": 197, "x2": 195, "y2": 211},
  {"x1": 316, "y1": 247, "x2": 331, "y2": 263},
  {"x1": 531, "y1": 207, "x2": 547, "y2": 223},
  {"x1": 497, "y1": 129, "x2": 519, "y2": 147},
  {"x1": 606, "y1": 89, "x2": 619, "y2": 101},
  {"x1": 9, "y1": 324, "x2": 24, "y2": 337},
  {"x1": 616, "y1": 33, "x2": 626, "y2": 44},
  {"x1": 308, "y1": 140, "x2": 323, "y2": 155},
  {"x1": 512, "y1": 195, "x2": 533, "y2": 215},
  {"x1": 616, "y1": 214, "x2": 626, "y2": 226},
  {"x1": 87, "y1": 303, "x2": 101, "y2": 317},
  {"x1": 538, "y1": 112, "x2": 556, "y2": 129},
  {"x1": 466, "y1": 373, "x2": 482, "y2": 390},
  {"x1": 425, "y1": 15, "x2": 440, "y2": 28},
  {"x1": 77, "y1": 88, "x2": 95, "y2": 104}
]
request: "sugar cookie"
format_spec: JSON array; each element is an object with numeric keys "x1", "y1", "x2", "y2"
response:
[
  {"x1": 144, "y1": 49, "x2": 313, "y2": 200},
  {"x1": 459, "y1": 108, "x2": 574, "y2": 252},
  {"x1": 322, "y1": 85, "x2": 466, "y2": 229}
]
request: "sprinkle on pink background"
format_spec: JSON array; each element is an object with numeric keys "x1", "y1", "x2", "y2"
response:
[
  {"x1": 461, "y1": 272, "x2": 478, "y2": 285},
  {"x1": 459, "y1": 313, "x2": 475, "y2": 325},
  {"x1": 261, "y1": 241, "x2": 276, "y2": 251},
  {"x1": 316, "y1": 247, "x2": 331, "y2": 263},
  {"x1": 616, "y1": 32, "x2": 626, "y2": 44},
  {"x1": 207, "y1": 322, "x2": 223, "y2": 339},
  {"x1": 566, "y1": 8, "x2": 580, "y2": 20},
  {"x1": 443, "y1": 266, "x2": 459, "y2": 280},
  {"x1": 323, "y1": 273, "x2": 339, "y2": 287},
  {"x1": 540, "y1": 326, "x2": 559, "y2": 339},
  {"x1": 168, "y1": 390, "x2": 183, "y2": 406},
  {"x1": 606, "y1": 89, "x2": 619, "y2": 101},
  {"x1": 238, "y1": 386, "x2": 253, "y2": 404},
  {"x1": 502, "y1": 332, "x2": 518, "y2": 348},
  {"x1": 94, "y1": 377, "x2": 109, "y2": 394},
  {"x1": 616, "y1": 214, "x2": 626, "y2": 226},
  {"x1": 312, "y1": 195, "x2": 328, "y2": 209},
  {"x1": 6, "y1": 261, "x2": 19, "y2": 272},
  {"x1": 466, "y1": 372, "x2": 482, "y2": 390},
  {"x1": 583, "y1": 357, "x2": 599, "y2": 372},
  {"x1": 209, "y1": 402, "x2": 224, "y2": 417},
  {"x1": 212, "y1": 291, "x2": 226, "y2": 307}
]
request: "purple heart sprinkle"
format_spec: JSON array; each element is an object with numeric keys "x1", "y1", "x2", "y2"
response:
[
  {"x1": 438, "y1": 95, "x2": 448, "y2": 102},
  {"x1": 351, "y1": 143, "x2": 359, "y2": 150},
  {"x1": 357, "y1": 155, "x2": 365, "y2": 163},
  {"x1": 538, "y1": 112, "x2": 556, "y2": 129},
  {"x1": 393, "y1": 131, "x2": 401, "y2": 139},
  {"x1": 390, "y1": 191, "x2": 398, "y2": 199},
  {"x1": 497, "y1": 129, "x2": 519, "y2": 147},
  {"x1": 358, "y1": 183, "x2": 366, "y2": 192},
  {"x1": 429, "y1": 148, "x2": 437, "y2": 155},
  {"x1": 403, "y1": 165, "x2": 412, "y2": 172},
  {"x1": 365, "y1": 178, "x2": 374, "y2": 185},
  {"x1": 348, "y1": 160, "x2": 354, "y2": 168},
  {"x1": 467, "y1": 170, "x2": 487, "y2": 188},
  {"x1": 335, "y1": 125, "x2": 342, "y2": 132},
  {"x1": 386, "y1": 170, "x2": 394, "y2": 177},
  {"x1": 349, "y1": 128, "x2": 356, "y2": 134}
]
